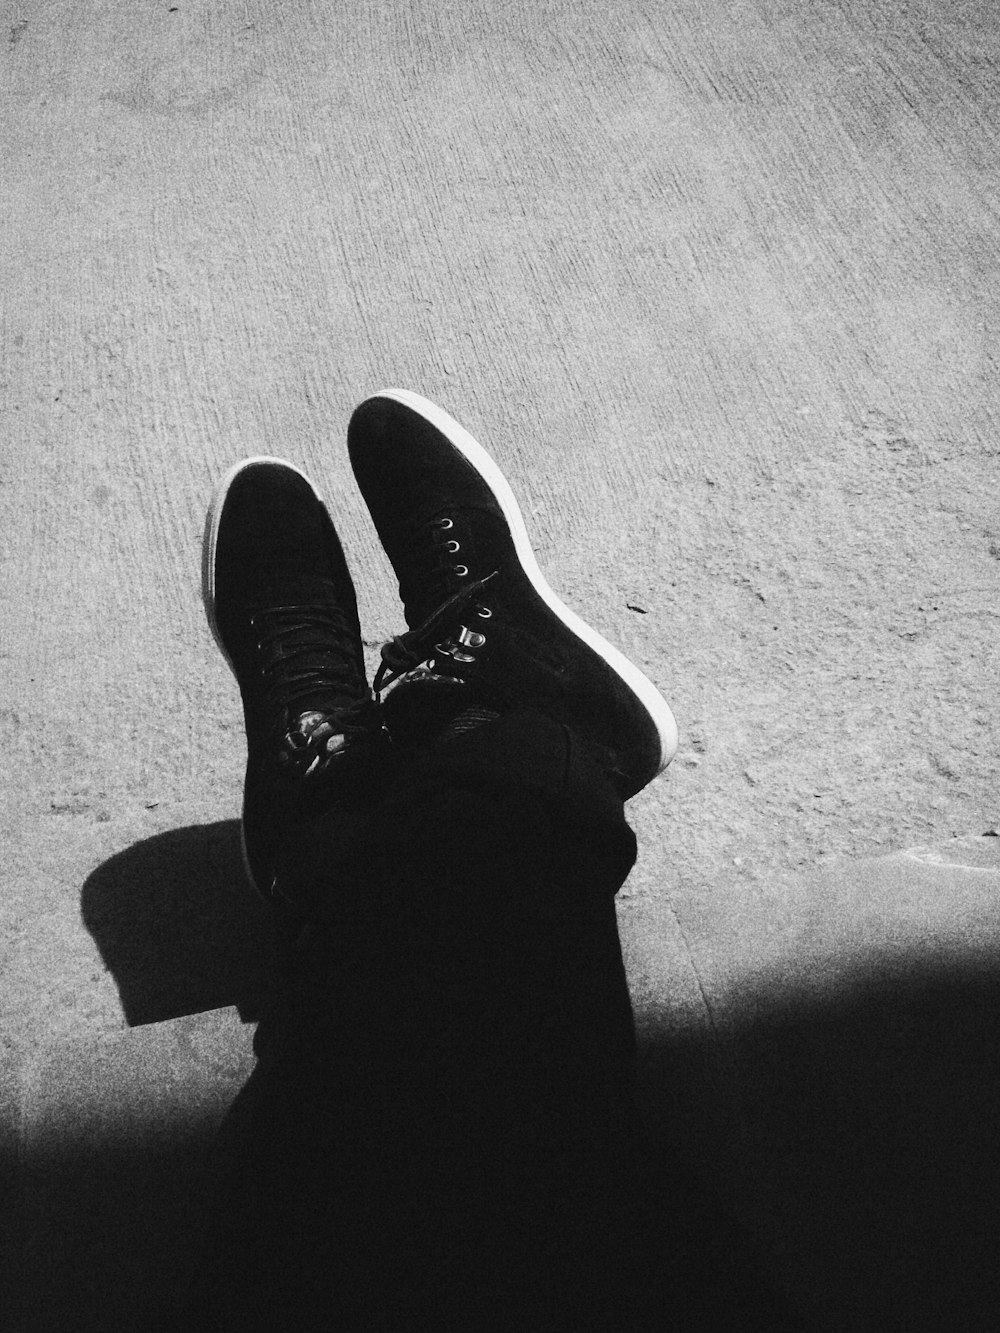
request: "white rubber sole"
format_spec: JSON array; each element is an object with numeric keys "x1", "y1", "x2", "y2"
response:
[{"x1": 371, "y1": 388, "x2": 678, "y2": 774}]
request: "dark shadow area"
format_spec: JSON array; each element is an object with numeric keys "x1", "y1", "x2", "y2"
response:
[
  {"x1": 8, "y1": 1095, "x2": 801, "y2": 1333},
  {"x1": 65, "y1": 827, "x2": 1000, "y2": 1329},
  {"x1": 636, "y1": 959, "x2": 1000, "y2": 1333},
  {"x1": 81, "y1": 821, "x2": 278, "y2": 1025},
  {"x1": 16, "y1": 963, "x2": 1000, "y2": 1331},
  {"x1": 11, "y1": 1117, "x2": 221, "y2": 1333},
  {"x1": 12, "y1": 951, "x2": 1000, "y2": 1329}
]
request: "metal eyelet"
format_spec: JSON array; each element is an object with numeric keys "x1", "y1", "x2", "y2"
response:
[
  {"x1": 434, "y1": 517, "x2": 454, "y2": 530},
  {"x1": 475, "y1": 605, "x2": 492, "y2": 619},
  {"x1": 454, "y1": 564, "x2": 468, "y2": 577},
  {"x1": 446, "y1": 539, "x2": 461, "y2": 553}
]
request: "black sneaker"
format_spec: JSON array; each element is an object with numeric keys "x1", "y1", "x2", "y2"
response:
[
  {"x1": 202, "y1": 457, "x2": 379, "y2": 899},
  {"x1": 347, "y1": 390, "x2": 677, "y2": 797}
]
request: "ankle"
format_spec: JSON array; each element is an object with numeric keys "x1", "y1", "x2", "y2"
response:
[{"x1": 380, "y1": 671, "x2": 502, "y2": 751}]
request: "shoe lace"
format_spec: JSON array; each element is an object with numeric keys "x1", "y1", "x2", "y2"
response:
[
  {"x1": 253, "y1": 604, "x2": 371, "y2": 723},
  {"x1": 374, "y1": 571, "x2": 499, "y2": 695}
]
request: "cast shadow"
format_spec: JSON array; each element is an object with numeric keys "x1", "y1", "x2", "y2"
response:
[
  {"x1": 72, "y1": 829, "x2": 1000, "y2": 1330},
  {"x1": 71, "y1": 826, "x2": 804, "y2": 1329},
  {"x1": 21, "y1": 959, "x2": 998, "y2": 1331},
  {"x1": 12, "y1": 1116, "x2": 222, "y2": 1333},
  {"x1": 635, "y1": 958, "x2": 1000, "y2": 1332},
  {"x1": 10, "y1": 824, "x2": 280, "y2": 1332},
  {"x1": 81, "y1": 820, "x2": 278, "y2": 1025}
]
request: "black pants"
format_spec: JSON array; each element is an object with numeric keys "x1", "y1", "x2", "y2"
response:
[{"x1": 187, "y1": 709, "x2": 654, "y2": 1330}]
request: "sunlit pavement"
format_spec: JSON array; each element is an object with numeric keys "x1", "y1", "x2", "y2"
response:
[{"x1": 5, "y1": 3, "x2": 1000, "y2": 1328}]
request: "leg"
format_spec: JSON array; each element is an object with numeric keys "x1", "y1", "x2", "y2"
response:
[
  {"x1": 192, "y1": 709, "x2": 650, "y2": 1330},
  {"x1": 188, "y1": 398, "x2": 679, "y2": 1328}
]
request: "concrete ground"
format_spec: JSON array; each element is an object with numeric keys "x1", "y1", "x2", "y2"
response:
[{"x1": 4, "y1": 0, "x2": 999, "y2": 1328}]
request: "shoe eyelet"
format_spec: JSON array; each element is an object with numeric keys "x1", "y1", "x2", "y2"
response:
[
  {"x1": 454, "y1": 565, "x2": 468, "y2": 577},
  {"x1": 434, "y1": 517, "x2": 454, "y2": 531},
  {"x1": 475, "y1": 605, "x2": 492, "y2": 619},
  {"x1": 446, "y1": 539, "x2": 461, "y2": 553}
]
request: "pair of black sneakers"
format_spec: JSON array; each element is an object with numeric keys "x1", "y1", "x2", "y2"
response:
[{"x1": 203, "y1": 390, "x2": 677, "y2": 901}]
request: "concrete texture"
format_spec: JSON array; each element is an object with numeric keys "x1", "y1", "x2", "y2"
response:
[{"x1": 3, "y1": 0, "x2": 999, "y2": 1327}]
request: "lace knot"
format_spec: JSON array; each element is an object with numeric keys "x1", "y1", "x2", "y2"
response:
[{"x1": 374, "y1": 571, "x2": 499, "y2": 695}]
